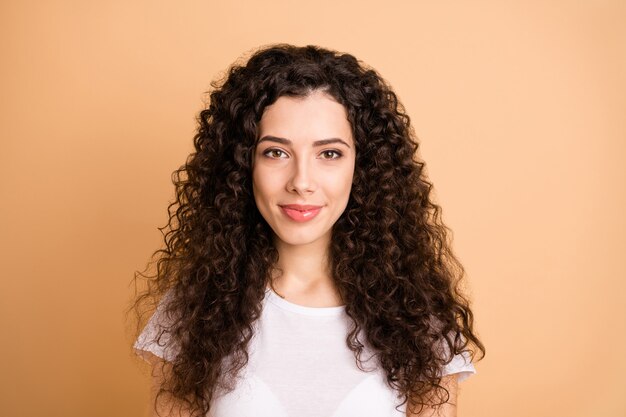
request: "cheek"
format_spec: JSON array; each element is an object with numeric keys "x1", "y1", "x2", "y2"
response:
[
  {"x1": 252, "y1": 176, "x2": 271, "y2": 223},
  {"x1": 344, "y1": 159, "x2": 356, "y2": 188},
  {"x1": 252, "y1": 168, "x2": 276, "y2": 204},
  {"x1": 251, "y1": 171, "x2": 264, "y2": 203},
  {"x1": 333, "y1": 165, "x2": 355, "y2": 200}
]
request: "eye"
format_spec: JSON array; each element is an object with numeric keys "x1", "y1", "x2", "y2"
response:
[
  {"x1": 319, "y1": 150, "x2": 343, "y2": 160},
  {"x1": 262, "y1": 148, "x2": 288, "y2": 159}
]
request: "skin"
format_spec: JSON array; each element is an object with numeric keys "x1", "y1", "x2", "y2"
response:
[
  {"x1": 252, "y1": 89, "x2": 355, "y2": 307},
  {"x1": 145, "y1": 89, "x2": 459, "y2": 416}
]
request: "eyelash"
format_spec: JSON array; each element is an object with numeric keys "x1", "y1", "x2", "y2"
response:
[{"x1": 262, "y1": 148, "x2": 343, "y2": 160}]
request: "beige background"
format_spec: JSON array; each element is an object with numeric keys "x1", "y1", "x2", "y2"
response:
[{"x1": 1, "y1": 1, "x2": 625, "y2": 416}]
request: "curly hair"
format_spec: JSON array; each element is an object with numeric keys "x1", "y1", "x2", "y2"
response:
[{"x1": 131, "y1": 43, "x2": 485, "y2": 416}]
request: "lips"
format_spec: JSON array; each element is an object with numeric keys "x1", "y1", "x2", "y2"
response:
[
  {"x1": 279, "y1": 204, "x2": 323, "y2": 222},
  {"x1": 279, "y1": 204, "x2": 323, "y2": 211}
]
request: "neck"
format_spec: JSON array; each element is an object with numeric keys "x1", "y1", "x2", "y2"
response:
[{"x1": 270, "y1": 234, "x2": 343, "y2": 307}]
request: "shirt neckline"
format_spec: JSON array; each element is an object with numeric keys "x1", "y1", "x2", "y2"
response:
[{"x1": 264, "y1": 287, "x2": 346, "y2": 317}]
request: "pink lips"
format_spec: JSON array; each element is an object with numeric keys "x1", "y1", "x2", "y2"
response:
[{"x1": 279, "y1": 204, "x2": 323, "y2": 222}]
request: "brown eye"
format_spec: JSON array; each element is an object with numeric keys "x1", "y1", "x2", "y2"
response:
[
  {"x1": 263, "y1": 148, "x2": 287, "y2": 158},
  {"x1": 320, "y1": 150, "x2": 343, "y2": 160}
]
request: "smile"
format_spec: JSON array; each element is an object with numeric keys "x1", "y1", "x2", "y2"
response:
[{"x1": 279, "y1": 205, "x2": 323, "y2": 222}]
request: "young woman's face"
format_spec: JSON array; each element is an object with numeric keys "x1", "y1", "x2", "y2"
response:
[{"x1": 252, "y1": 90, "x2": 356, "y2": 248}]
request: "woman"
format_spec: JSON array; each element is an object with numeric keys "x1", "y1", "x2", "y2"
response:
[{"x1": 132, "y1": 43, "x2": 485, "y2": 417}]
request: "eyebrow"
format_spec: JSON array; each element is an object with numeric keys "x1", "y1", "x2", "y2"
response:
[{"x1": 257, "y1": 135, "x2": 351, "y2": 149}]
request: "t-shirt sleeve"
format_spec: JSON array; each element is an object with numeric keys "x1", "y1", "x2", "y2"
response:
[
  {"x1": 436, "y1": 332, "x2": 477, "y2": 383},
  {"x1": 133, "y1": 293, "x2": 180, "y2": 362},
  {"x1": 441, "y1": 349, "x2": 475, "y2": 382}
]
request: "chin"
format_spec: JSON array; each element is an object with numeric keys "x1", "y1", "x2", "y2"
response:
[{"x1": 274, "y1": 229, "x2": 328, "y2": 247}]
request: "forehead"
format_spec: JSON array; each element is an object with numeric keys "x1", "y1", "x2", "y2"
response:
[{"x1": 257, "y1": 91, "x2": 353, "y2": 145}]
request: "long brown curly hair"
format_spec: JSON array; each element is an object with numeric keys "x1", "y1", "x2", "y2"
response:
[{"x1": 131, "y1": 43, "x2": 485, "y2": 416}]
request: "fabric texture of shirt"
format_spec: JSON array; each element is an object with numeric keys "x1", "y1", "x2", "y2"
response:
[{"x1": 134, "y1": 287, "x2": 476, "y2": 417}]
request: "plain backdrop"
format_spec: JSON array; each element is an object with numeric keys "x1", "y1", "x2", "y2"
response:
[{"x1": 1, "y1": 1, "x2": 625, "y2": 416}]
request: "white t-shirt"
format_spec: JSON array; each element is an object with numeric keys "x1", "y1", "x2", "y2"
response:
[{"x1": 135, "y1": 287, "x2": 476, "y2": 417}]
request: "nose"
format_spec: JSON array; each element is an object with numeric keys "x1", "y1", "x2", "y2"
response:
[{"x1": 286, "y1": 156, "x2": 316, "y2": 195}]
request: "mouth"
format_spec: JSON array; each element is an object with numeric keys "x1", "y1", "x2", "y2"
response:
[
  {"x1": 279, "y1": 204, "x2": 323, "y2": 211},
  {"x1": 279, "y1": 205, "x2": 323, "y2": 222}
]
